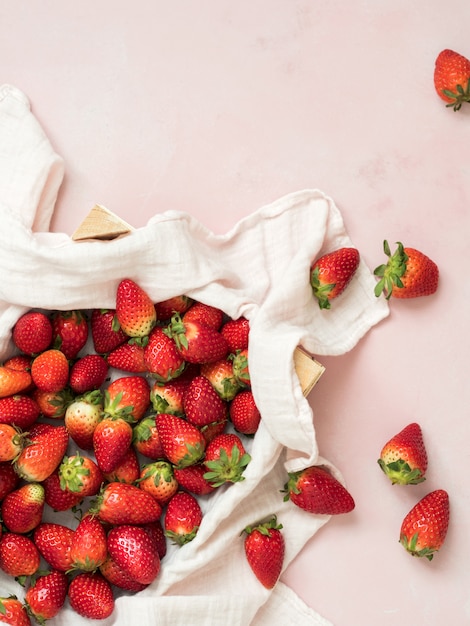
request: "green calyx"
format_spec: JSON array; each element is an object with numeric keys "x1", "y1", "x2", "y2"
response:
[
  {"x1": 443, "y1": 77, "x2": 470, "y2": 111},
  {"x1": 163, "y1": 314, "x2": 188, "y2": 351},
  {"x1": 281, "y1": 470, "x2": 302, "y2": 502},
  {"x1": 59, "y1": 453, "x2": 90, "y2": 493},
  {"x1": 373, "y1": 240, "x2": 409, "y2": 299},
  {"x1": 176, "y1": 442, "x2": 206, "y2": 469},
  {"x1": 243, "y1": 514, "x2": 283, "y2": 536},
  {"x1": 203, "y1": 445, "x2": 251, "y2": 487},
  {"x1": 310, "y1": 266, "x2": 335, "y2": 310},
  {"x1": 102, "y1": 390, "x2": 135, "y2": 422},
  {"x1": 400, "y1": 531, "x2": 436, "y2": 561},
  {"x1": 377, "y1": 458, "x2": 425, "y2": 485},
  {"x1": 165, "y1": 527, "x2": 199, "y2": 546}
]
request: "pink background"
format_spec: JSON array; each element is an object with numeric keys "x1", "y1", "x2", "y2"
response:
[{"x1": 2, "y1": 1, "x2": 470, "y2": 624}]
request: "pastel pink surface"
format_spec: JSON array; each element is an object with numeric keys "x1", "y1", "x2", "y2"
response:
[{"x1": 2, "y1": 2, "x2": 469, "y2": 624}]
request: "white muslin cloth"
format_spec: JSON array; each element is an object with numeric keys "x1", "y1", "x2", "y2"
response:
[{"x1": 0, "y1": 84, "x2": 389, "y2": 625}]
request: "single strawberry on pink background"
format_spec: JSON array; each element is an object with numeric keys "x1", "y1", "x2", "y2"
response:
[{"x1": 310, "y1": 247, "x2": 360, "y2": 309}]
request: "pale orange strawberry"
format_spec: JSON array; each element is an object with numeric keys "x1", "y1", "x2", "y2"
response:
[
  {"x1": 0, "y1": 366, "x2": 32, "y2": 398},
  {"x1": 1, "y1": 482, "x2": 45, "y2": 534},
  {"x1": 115, "y1": 278, "x2": 156, "y2": 339},
  {"x1": 70, "y1": 514, "x2": 108, "y2": 572},
  {"x1": 12, "y1": 310, "x2": 53, "y2": 356},
  {"x1": 51, "y1": 309, "x2": 89, "y2": 359},
  {"x1": 103, "y1": 375, "x2": 150, "y2": 423},
  {"x1": 93, "y1": 417, "x2": 133, "y2": 474},
  {"x1": 15, "y1": 423, "x2": 69, "y2": 483},
  {"x1": 138, "y1": 461, "x2": 179, "y2": 505},
  {"x1": 30, "y1": 349, "x2": 69, "y2": 393},
  {"x1": 0, "y1": 423, "x2": 25, "y2": 461}
]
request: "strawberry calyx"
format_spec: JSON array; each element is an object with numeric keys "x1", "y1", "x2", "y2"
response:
[
  {"x1": 243, "y1": 514, "x2": 283, "y2": 537},
  {"x1": 102, "y1": 390, "x2": 136, "y2": 423},
  {"x1": 373, "y1": 240, "x2": 408, "y2": 299},
  {"x1": 400, "y1": 531, "x2": 437, "y2": 561},
  {"x1": 175, "y1": 442, "x2": 206, "y2": 469},
  {"x1": 203, "y1": 444, "x2": 251, "y2": 487},
  {"x1": 442, "y1": 77, "x2": 470, "y2": 111},
  {"x1": 377, "y1": 458, "x2": 425, "y2": 485},
  {"x1": 59, "y1": 452, "x2": 91, "y2": 493},
  {"x1": 165, "y1": 526, "x2": 199, "y2": 546},
  {"x1": 163, "y1": 314, "x2": 188, "y2": 351},
  {"x1": 310, "y1": 266, "x2": 335, "y2": 310}
]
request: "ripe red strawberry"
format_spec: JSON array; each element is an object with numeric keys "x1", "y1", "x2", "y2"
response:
[
  {"x1": 165, "y1": 314, "x2": 229, "y2": 364},
  {"x1": 12, "y1": 311, "x2": 53, "y2": 356},
  {"x1": 0, "y1": 596, "x2": 31, "y2": 626},
  {"x1": 203, "y1": 432, "x2": 251, "y2": 487},
  {"x1": 31, "y1": 388, "x2": 72, "y2": 419},
  {"x1": 15, "y1": 423, "x2": 69, "y2": 482},
  {"x1": 64, "y1": 390, "x2": 103, "y2": 450},
  {"x1": 59, "y1": 453, "x2": 104, "y2": 497},
  {"x1": 400, "y1": 489, "x2": 450, "y2": 560},
  {"x1": 200, "y1": 358, "x2": 240, "y2": 401},
  {"x1": 107, "y1": 524, "x2": 161, "y2": 585},
  {"x1": 0, "y1": 532, "x2": 40, "y2": 578},
  {"x1": 182, "y1": 301, "x2": 224, "y2": 330},
  {"x1": 0, "y1": 367, "x2": 32, "y2": 398},
  {"x1": 150, "y1": 378, "x2": 189, "y2": 415},
  {"x1": 70, "y1": 514, "x2": 108, "y2": 572},
  {"x1": 30, "y1": 349, "x2": 69, "y2": 393},
  {"x1": 229, "y1": 390, "x2": 261, "y2": 435},
  {"x1": 90, "y1": 482, "x2": 162, "y2": 525},
  {"x1": 115, "y1": 278, "x2": 157, "y2": 339},
  {"x1": 220, "y1": 316, "x2": 250, "y2": 352},
  {"x1": 51, "y1": 309, "x2": 88, "y2": 359},
  {"x1": 103, "y1": 444, "x2": 140, "y2": 483},
  {"x1": 103, "y1": 375, "x2": 150, "y2": 422},
  {"x1": 164, "y1": 491, "x2": 202, "y2": 546},
  {"x1": 144, "y1": 326, "x2": 186, "y2": 382},
  {"x1": 3, "y1": 354, "x2": 33, "y2": 377},
  {"x1": 243, "y1": 515, "x2": 285, "y2": 589},
  {"x1": 90, "y1": 308, "x2": 127, "y2": 354},
  {"x1": 93, "y1": 417, "x2": 133, "y2": 473},
  {"x1": 154, "y1": 295, "x2": 193, "y2": 321},
  {"x1": 69, "y1": 354, "x2": 109, "y2": 394},
  {"x1": 138, "y1": 461, "x2": 179, "y2": 505},
  {"x1": 0, "y1": 394, "x2": 39, "y2": 429},
  {"x1": 310, "y1": 247, "x2": 360, "y2": 309},
  {"x1": 106, "y1": 341, "x2": 147, "y2": 373},
  {"x1": 99, "y1": 554, "x2": 148, "y2": 592},
  {"x1": 0, "y1": 462, "x2": 19, "y2": 500},
  {"x1": 231, "y1": 348, "x2": 250, "y2": 388},
  {"x1": 184, "y1": 375, "x2": 228, "y2": 428},
  {"x1": 132, "y1": 415, "x2": 165, "y2": 460},
  {"x1": 374, "y1": 240, "x2": 439, "y2": 299},
  {"x1": 173, "y1": 463, "x2": 216, "y2": 496},
  {"x1": 24, "y1": 569, "x2": 68, "y2": 622},
  {"x1": 283, "y1": 465, "x2": 355, "y2": 515},
  {"x1": 33, "y1": 523, "x2": 74, "y2": 572},
  {"x1": 0, "y1": 423, "x2": 25, "y2": 461},
  {"x1": 434, "y1": 49, "x2": 470, "y2": 111},
  {"x1": 1, "y1": 483, "x2": 45, "y2": 534},
  {"x1": 43, "y1": 470, "x2": 83, "y2": 512},
  {"x1": 142, "y1": 520, "x2": 167, "y2": 560},
  {"x1": 200, "y1": 418, "x2": 228, "y2": 445},
  {"x1": 155, "y1": 413, "x2": 206, "y2": 468},
  {"x1": 378, "y1": 422, "x2": 427, "y2": 485},
  {"x1": 68, "y1": 572, "x2": 114, "y2": 620}
]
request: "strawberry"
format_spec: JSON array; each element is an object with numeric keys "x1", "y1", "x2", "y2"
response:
[
  {"x1": 90, "y1": 308, "x2": 127, "y2": 354},
  {"x1": 107, "y1": 524, "x2": 161, "y2": 584},
  {"x1": 33, "y1": 523, "x2": 74, "y2": 572},
  {"x1": 70, "y1": 514, "x2": 108, "y2": 572},
  {"x1": 154, "y1": 295, "x2": 193, "y2": 321},
  {"x1": 15, "y1": 423, "x2": 69, "y2": 483},
  {"x1": 200, "y1": 358, "x2": 240, "y2": 401},
  {"x1": 59, "y1": 452, "x2": 104, "y2": 497},
  {"x1": 115, "y1": 278, "x2": 157, "y2": 339},
  {"x1": 90, "y1": 482, "x2": 162, "y2": 525},
  {"x1": 1, "y1": 483, "x2": 45, "y2": 534},
  {"x1": 51, "y1": 309, "x2": 88, "y2": 359},
  {"x1": 231, "y1": 348, "x2": 250, "y2": 388},
  {"x1": 0, "y1": 596, "x2": 31, "y2": 626},
  {"x1": 68, "y1": 572, "x2": 114, "y2": 620},
  {"x1": 103, "y1": 375, "x2": 150, "y2": 423},
  {"x1": 30, "y1": 349, "x2": 69, "y2": 393},
  {"x1": 138, "y1": 461, "x2": 179, "y2": 505},
  {"x1": 142, "y1": 520, "x2": 167, "y2": 560},
  {"x1": 229, "y1": 389, "x2": 261, "y2": 435},
  {"x1": 182, "y1": 301, "x2": 224, "y2": 330},
  {"x1": 0, "y1": 462, "x2": 19, "y2": 500},
  {"x1": 99, "y1": 554, "x2": 148, "y2": 592},
  {"x1": 0, "y1": 367, "x2": 32, "y2": 398},
  {"x1": 283, "y1": 465, "x2": 355, "y2": 515},
  {"x1": 378, "y1": 422, "x2": 427, "y2": 485},
  {"x1": 0, "y1": 394, "x2": 39, "y2": 429},
  {"x1": 434, "y1": 49, "x2": 470, "y2": 111},
  {"x1": 93, "y1": 417, "x2": 133, "y2": 473},
  {"x1": 0, "y1": 532, "x2": 40, "y2": 578},
  {"x1": 150, "y1": 378, "x2": 189, "y2": 415},
  {"x1": 132, "y1": 415, "x2": 165, "y2": 460},
  {"x1": 203, "y1": 432, "x2": 251, "y2": 487},
  {"x1": 69, "y1": 354, "x2": 109, "y2": 394},
  {"x1": 165, "y1": 314, "x2": 229, "y2": 364},
  {"x1": 400, "y1": 489, "x2": 450, "y2": 560},
  {"x1": 0, "y1": 423, "x2": 25, "y2": 461},
  {"x1": 184, "y1": 375, "x2": 228, "y2": 428},
  {"x1": 155, "y1": 413, "x2": 206, "y2": 468},
  {"x1": 64, "y1": 390, "x2": 103, "y2": 450},
  {"x1": 31, "y1": 388, "x2": 72, "y2": 419},
  {"x1": 199, "y1": 418, "x2": 227, "y2": 445},
  {"x1": 43, "y1": 470, "x2": 83, "y2": 512},
  {"x1": 220, "y1": 316, "x2": 250, "y2": 352},
  {"x1": 106, "y1": 341, "x2": 147, "y2": 373},
  {"x1": 103, "y1": 445, "x2": 140, "y2": 484},
  {"x1": 164, "y1": 491, "x2": 202, "y2": 546},
  {"x1": 144, "y1": 326, "x2": 186, "y2": 382},
  {"x1": 374, "y1": 240, "x2": 439, "y2": 299},
  {"x1": 243, "y1": 515, "x2": 285, "y2": 589},
  {"x1": 24, "y1": 570, "x2": 68, "y2": 622},
  {"x1": 173, "y1": 463, "x2": 216, "y2": 496},
  {"x1": 12, "y1": 311, "x2": 53, "y2": 356},
  {"x1": 310, "y1": 247, "x2": 360, "y2": 309}
]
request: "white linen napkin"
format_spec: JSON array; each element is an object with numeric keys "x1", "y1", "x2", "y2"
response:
[{"x1": 0, "y1": 84, "x2": 389, "y2": 625}]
